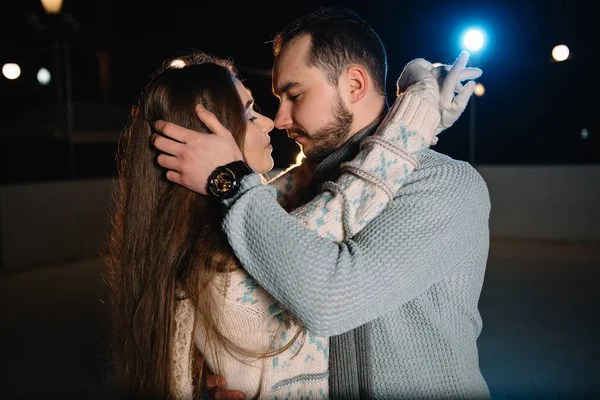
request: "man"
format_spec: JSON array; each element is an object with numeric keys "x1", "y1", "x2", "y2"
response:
[{"x1": 154, "y1": 6, "x2": 491, "y2": 399}]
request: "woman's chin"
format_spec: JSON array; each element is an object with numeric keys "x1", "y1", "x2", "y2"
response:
[{"x1": 251, "y1": 157, "x2": 274, "y2": 174}]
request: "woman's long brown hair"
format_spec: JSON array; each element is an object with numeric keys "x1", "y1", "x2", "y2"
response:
[{"x1": 105, "y1": 53, "x2": 249, "y2": 399}]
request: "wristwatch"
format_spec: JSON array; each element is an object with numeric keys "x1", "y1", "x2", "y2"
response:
[{"x1": 207, "y1": 160, "x2": 254, "y2": 200}]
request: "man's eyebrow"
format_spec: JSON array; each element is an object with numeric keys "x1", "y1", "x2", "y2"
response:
[{"x1": 272, "y1": 81, "x2": 302, "y2": 97}]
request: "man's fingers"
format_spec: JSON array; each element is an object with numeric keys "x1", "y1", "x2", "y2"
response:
[
  {"x1": 195, "y1": 104, "x2": 235, "y2": 139},
  {"x1": 152, "y1": 133, "x2": 184, "y2": 157},
  {"x1": 165, "y1": 170, "x2": 183, "y2": 186},
  {"x1": 156, "y1": 153, "x2": 182, "y2": 173},
  {"x1": 153, "y1": 120, "x2": 191, "y2": 144}
]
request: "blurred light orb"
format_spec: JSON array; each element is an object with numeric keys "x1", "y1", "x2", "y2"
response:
[
  {"x1": 37, "y1": 67, "x2": 51, "y2": 85},
  {"x1": 581, "y1": 128, "x2": 589, "y2": 140},
  {"x1": 552, "y1": 44, "x2": 570, "y2": 61},
  {"x1": 169, "y1": 59, "x2": 186, "y2": 68},
  {"x1": 40, "y1": 0, "x2": 64, "y2": 15},
  {"x1": 463, "y1": 29, "x2": 484, "y2": 51},
  {"x1": 474, "y1": 82, "x2": 485, "y2": 97},
  {"x1": 2, "y1": 63, "x2": 21, "y2": 80}
]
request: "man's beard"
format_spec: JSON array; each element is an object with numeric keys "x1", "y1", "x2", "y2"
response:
[{"x1": 302, "y1": 94, "x2": 353, "y2": 163}]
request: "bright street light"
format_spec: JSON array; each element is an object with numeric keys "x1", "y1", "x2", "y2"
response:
[
  {"x1": 552, "y1": 44, "x2": 570, "y2": 62},
  {"x1": 39, "y1": 0, "x2": 77, "y2": 178},
  {"x1": 2, "y1": 63, "x2": 21, "y2": 80},
  {"x1": 462, "y1": 29, "x2": 485, "y2": 52},
  {"x1": 460, "y1": 28, "x2": 486, "y2": 165},
  {"x1": 37, "y1": 67, "x2": 51, "y2": 85}
]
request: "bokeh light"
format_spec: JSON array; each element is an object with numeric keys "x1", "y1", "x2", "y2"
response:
[
  {"x1": 474, "y1": 83, "x2": 485, "y2": 97},
  {"x1": 37, "y1": 68, "x2": 51, "y2": 85},
  {"x1": 552, "y1": 45, "x2": 570, "y2": 62},
  {"x1": 581, "y1": 128, "x2": 589, "y2": 140},
  {"x1": 40, "y1": 0, "x2": 63, "y2": 15},
  {"x1": 2, "y1": 63, "x2": 21, "y2": 80}
]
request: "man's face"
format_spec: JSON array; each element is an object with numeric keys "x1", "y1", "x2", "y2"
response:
[{"x1": 272, "y1": 34, "x2": 353, "y2": 162}]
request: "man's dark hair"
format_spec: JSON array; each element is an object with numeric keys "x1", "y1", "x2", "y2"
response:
[{"x1": 273, "y1": 6, "x2": 388, "y2": 96}]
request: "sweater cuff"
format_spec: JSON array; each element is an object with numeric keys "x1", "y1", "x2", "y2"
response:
[
  {"x1": 221, "y1": 173, "x2": 264, "y2": 208},
  {"x1": 378, "y1": 92, "x2": 440, "y2": 147}
]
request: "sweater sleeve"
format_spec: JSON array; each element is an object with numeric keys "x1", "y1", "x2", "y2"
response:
[
  {"x1": 289, "y1": 93, "x2": 439, "y2": 241},
  {"x1": 268, "y1": 157, "x2": 315, "y2": 212},
  {"x1": 222, "y1": 159, "x2": 491, "y2": 337}
]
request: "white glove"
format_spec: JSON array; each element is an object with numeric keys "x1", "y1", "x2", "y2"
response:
[
  {"x1": 396, "y1": 58, "x2": 440, "y2": 107},
  {"x1": 396, "y1": 51, "x2": 482, "y2": 143},
  {"x1": 432, "y1": 51, "x2": 482, "y2": 136}
]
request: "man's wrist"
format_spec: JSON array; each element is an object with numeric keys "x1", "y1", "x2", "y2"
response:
[
  {"x1": 221, "y1": 173, "x2": 264, "y2": 207},
  {"x1": 206, "y1": 160, "x2": 254, "y2": 200}
]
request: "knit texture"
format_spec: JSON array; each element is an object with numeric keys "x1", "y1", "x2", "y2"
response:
[
  {"x1": 195, "y1": 271, "x2": 329, "y2": 399},
  {"x1": 170, "y1": 92, "x2": 444, "y2": 398},
  {"x1": 222, "y1": 149, "x2": 492, "y2": 399},
  {"x1": 271, "y1": 93, "x2": 439, "y2": 241}
]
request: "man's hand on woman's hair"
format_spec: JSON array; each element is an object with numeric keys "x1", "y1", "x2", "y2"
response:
[{"x1": 152, "y1": 104, "x2": 244, "y2": 195}]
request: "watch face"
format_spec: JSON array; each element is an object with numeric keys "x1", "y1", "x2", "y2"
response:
[
  {"x1": 209, "y1": 167, "x2": 235, "y2": 197},
  {"x1": 208, "y1": 161, "x2": 252, "y2": 199}
]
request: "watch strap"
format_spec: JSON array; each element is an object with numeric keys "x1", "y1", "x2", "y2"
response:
[{"x1": 207, "y1": 160, "x2": 254, "y2": 200}]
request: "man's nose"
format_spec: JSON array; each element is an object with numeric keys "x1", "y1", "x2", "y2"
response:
[{"x1": 274, "y1": 105, "x2": 292, "y2": 130}]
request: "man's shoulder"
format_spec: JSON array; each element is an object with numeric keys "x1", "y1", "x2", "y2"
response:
[
  {"x1": 415, "y1": 149, "x2": 470, "y2": 170},
  {"x1": 402, "y1": 149, "x2": 490, "y2": 203},
  {"x1": 416, "y1": 149, "x2": 484, "y2": 180}
]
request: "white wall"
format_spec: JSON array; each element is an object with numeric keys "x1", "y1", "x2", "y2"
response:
[{"x1": 1, "y1": 165, "x2": 598, "y2": 270}]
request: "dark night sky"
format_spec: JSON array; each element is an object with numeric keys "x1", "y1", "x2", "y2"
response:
[{"x1": 1, "y1": 0, "x2": 598, "y2": 175}]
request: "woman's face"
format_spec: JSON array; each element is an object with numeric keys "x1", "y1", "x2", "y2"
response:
[{"x1": 234, "y1": 78, "x2": 275, "y2": 173}]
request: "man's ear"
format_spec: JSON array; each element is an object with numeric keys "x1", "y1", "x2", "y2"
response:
[{"x1": 345, "y1": 64, "x2": 369, "y2": 104}]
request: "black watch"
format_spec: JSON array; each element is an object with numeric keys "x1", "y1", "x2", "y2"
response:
[{"x1": 207, "y1": 160, "x2": 254, "y2": 200}]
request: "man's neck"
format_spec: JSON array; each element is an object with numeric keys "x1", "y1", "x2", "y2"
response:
[
  {"x1": 308, "y1": 112, "x2": 387, "y2": 197},
  {"x1": 348, "y1": 96, "x2": 388, "y2": 140}
]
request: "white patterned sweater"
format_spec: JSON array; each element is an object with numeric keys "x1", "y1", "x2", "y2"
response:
[{"x1": 170, "y1": 93, "x2": 440, "y2": 399}]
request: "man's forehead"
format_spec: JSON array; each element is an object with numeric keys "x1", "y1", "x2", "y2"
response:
[{"x1": 272, "y1": 41, "x2": 318, "y2": 95}]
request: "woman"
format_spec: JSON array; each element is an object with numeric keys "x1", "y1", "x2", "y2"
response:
[{"x1": 106, "y1": 51, "x2": 440, "y2": 399}]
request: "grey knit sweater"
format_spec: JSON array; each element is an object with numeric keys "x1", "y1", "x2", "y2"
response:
[{"x1": 222, "y1": 139, "x2": 491, "y2": 397}]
